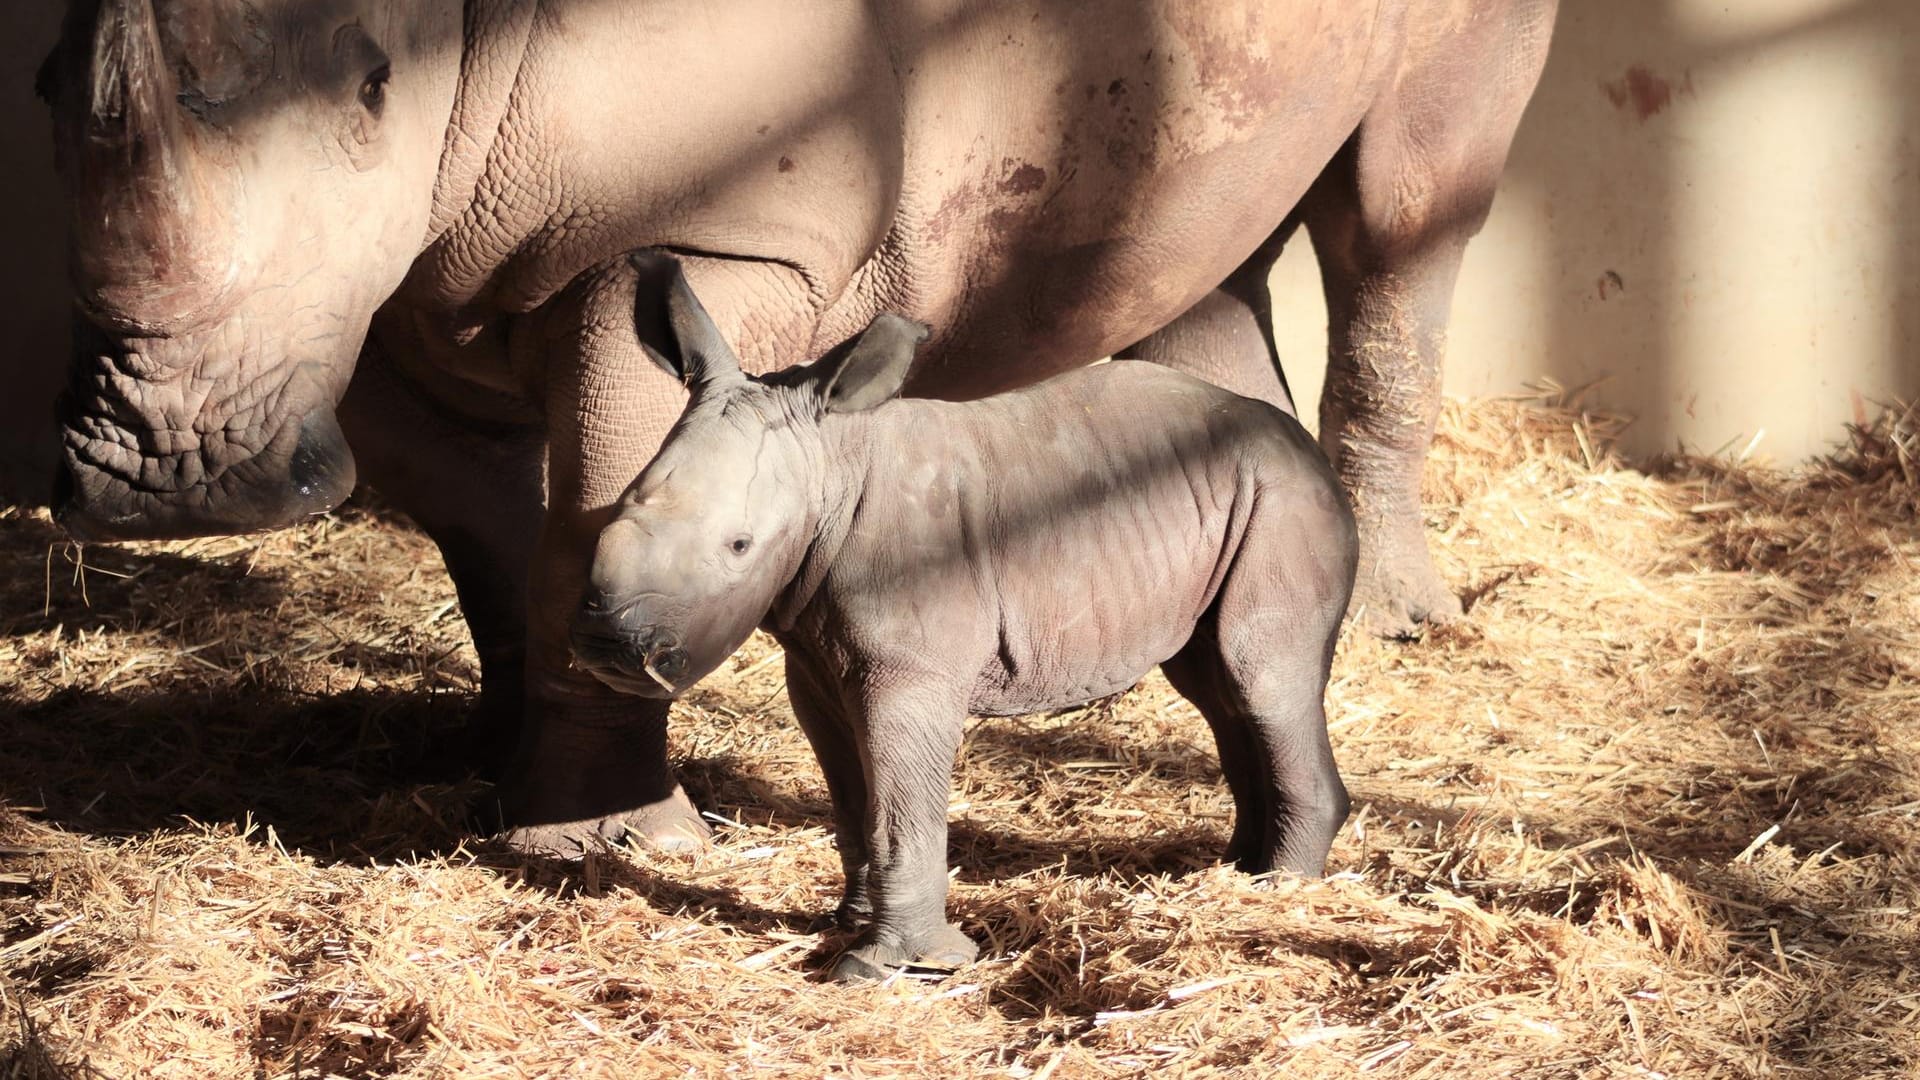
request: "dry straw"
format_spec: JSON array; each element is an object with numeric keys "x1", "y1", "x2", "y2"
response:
[{"x1": 3, "y1": 391, "x2": 1918, "y2": 1077}]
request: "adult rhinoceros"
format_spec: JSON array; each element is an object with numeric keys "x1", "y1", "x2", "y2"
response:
[{"x1": 40, "y1": 0, "x2": 1556, "y2": 853}]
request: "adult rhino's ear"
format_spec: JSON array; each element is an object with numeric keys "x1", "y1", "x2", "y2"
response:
[
  {"x1": 629, "y1": 251, "x2": 745, "y2": 392},
  {"x1": 813, "y1": 313, "x2": 930, "y2": 414}
]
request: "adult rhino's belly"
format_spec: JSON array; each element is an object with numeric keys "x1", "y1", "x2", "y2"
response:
[
  {"x1": 887, "y1": 135, "x2": 1331, "y2": 402},
  {"x1": 864, "y1": 0, "x2": 1373, "y2": 402}
]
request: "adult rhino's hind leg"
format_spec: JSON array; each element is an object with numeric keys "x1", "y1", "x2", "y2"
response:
[
  {"x1": 1117, "y1": 224, "x2": 1300, "y2": 417},
  {"x1": 1305, "y1": 2, "x2": 1555, "y2": 637}
]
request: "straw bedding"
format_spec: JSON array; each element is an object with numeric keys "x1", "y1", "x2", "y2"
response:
[{"x1": 2, "y1": 391, "x2": 1917, "y2": 1078}]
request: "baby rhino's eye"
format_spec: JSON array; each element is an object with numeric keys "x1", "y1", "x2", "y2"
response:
[{"x1": 729, "y1": 536, "x2": 753, "y2": 556}]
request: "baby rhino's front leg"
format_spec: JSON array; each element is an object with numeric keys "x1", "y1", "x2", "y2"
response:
[{"x1": 826, "y1": 682, "x2": 977, "y2": 983}]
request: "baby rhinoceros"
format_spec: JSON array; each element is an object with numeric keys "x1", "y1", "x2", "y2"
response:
[{"x1": 573, "y1": 252, "x2": 1359, "y2": 983}]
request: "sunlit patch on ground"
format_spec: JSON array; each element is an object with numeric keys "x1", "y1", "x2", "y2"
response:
[{"x1": 3, "y1": 394, "x2": 1918, "y2": 1077}]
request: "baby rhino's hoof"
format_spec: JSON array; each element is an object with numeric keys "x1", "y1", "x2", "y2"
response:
[{"x1": 827, "y1": 924, "x2": 978, "y2": 983}]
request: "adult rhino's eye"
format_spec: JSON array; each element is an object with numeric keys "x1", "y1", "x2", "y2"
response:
[
  {"x1": 729, "y1": 536, "x2": 753, "y2": 556},
  {"x1": 359, "y1": 64, "x2": 390, "y2": 115}
]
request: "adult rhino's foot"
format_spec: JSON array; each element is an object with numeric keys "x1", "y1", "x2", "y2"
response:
[
  {"x1": 461, "y1": 649, "x2": 529, "y2": 782},
  {"x1": 1349, "y1": 517, "x2": 1461, "y2": 639},
  {"x1": 492, "y1": 689, "x2": 710, "y2": 857},
  {"x1": 827, "y1": 923, "x2": 978, "y2": 983},
  {"x1": 500, "y1": 784, "x2": 711, "y2": 857}
]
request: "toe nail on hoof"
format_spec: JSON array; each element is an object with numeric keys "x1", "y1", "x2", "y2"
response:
[
  {"x1": 912, "y1": 951, "x2": 971, "y2": 972},
  {"x1": 828, "y1": 953, "x2": 896, "y2": 983}
]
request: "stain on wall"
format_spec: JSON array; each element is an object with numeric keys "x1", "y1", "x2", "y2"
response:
[{"x1": 1601, "y1": 65, "x2": 1693, "y2": 122}]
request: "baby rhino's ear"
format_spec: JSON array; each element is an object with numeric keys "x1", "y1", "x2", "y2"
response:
[
  {"x1": 813, "y1": 313, "x2": 930, "y2": 414},
  {"x1": 629, "y1": 251, "x2": 747, "y2": 393}
]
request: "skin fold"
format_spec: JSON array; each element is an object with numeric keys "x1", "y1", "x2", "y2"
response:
[
  {"x1": 41, "y1": 0, "x2": 1556, "y2": 854},
  {"x1": 575, "y1": 254, "x2": 1358, "y2": 981}
]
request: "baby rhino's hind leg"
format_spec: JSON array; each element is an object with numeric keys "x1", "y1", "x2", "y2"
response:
[
  {"x1": 1168, "y1": 474, "x2": 1356, "y2": 876},
  {"x1": 1160, "y1": 645, "x2": 1265, "y2": 866},
  {"x1": 1163, "y1": 636, "x2": 1347, "y2": 876}
]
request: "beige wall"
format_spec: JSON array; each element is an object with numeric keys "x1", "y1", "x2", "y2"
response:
[
  {"x1": 3, "y1": 2, "x2": 1914, "y2": 501},
  {"x1": 1283, "y1": 0, "x2": 1920, "y2": 461}
]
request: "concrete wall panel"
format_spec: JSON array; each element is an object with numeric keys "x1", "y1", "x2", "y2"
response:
[{"x1": 1282, "y1": 0, "x2": 1920, "y2": 461}]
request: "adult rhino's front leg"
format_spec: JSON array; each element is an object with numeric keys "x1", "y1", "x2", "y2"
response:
[
  {"x1": 499, "y1": 254, "x2": 816, "y2": 856},
  {"x1": 338, "y1": 321, "x2": 546, "y2": 777},
  {"x1": 1304, "y1": 2, "x2": 1554, "y2": 637}
]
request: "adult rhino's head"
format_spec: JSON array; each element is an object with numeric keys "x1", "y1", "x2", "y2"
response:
[
  {"x1": 40, "y1": 0, "x2": 459, "y2": 539},
  {"x1": 571, "y1": 253, "x2": 928, "y2": 699}
]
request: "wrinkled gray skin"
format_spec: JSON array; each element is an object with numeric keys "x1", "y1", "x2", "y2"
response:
[
  {"x1": 576, "y1": 255, "x2": 1356, "y2": 981},
  {"x1": 41, "y1": 0, "x2": 1555, "y2": 856}
]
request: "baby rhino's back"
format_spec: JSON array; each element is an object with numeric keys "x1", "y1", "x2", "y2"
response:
[{"x1": 962, "y1": 361, "x2": 1324, "y2": 714}]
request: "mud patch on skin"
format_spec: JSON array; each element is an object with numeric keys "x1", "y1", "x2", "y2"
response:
[
  {"x1": 928, "y1": 159, "x2": 1054, "y2": 246},
  {"x1": 997, "y1": 161, "x2": 1046, "y2": 196},
  {"x1": 1319, "y1": 274, "x2": 1460, "y2": 634},
  {"x1": 1161, "y1": 5, "x2": 1287, "y2": 133}
]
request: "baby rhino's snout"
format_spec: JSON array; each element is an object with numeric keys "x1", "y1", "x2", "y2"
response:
[{"x1": 571, "y1": 519, "x2": 691, "y2": 698}]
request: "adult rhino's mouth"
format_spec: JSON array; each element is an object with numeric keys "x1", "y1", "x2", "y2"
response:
[
  {"x1": 51, "y1": 311, "x2": 361, "y2": 542},
  {"x1": 55, "y1": 405, "x2": 356, "y2": 542}
]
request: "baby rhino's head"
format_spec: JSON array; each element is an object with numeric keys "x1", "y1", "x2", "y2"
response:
[{"x1": 571, "y1": 252, "x2": 929, "y2": 699}]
